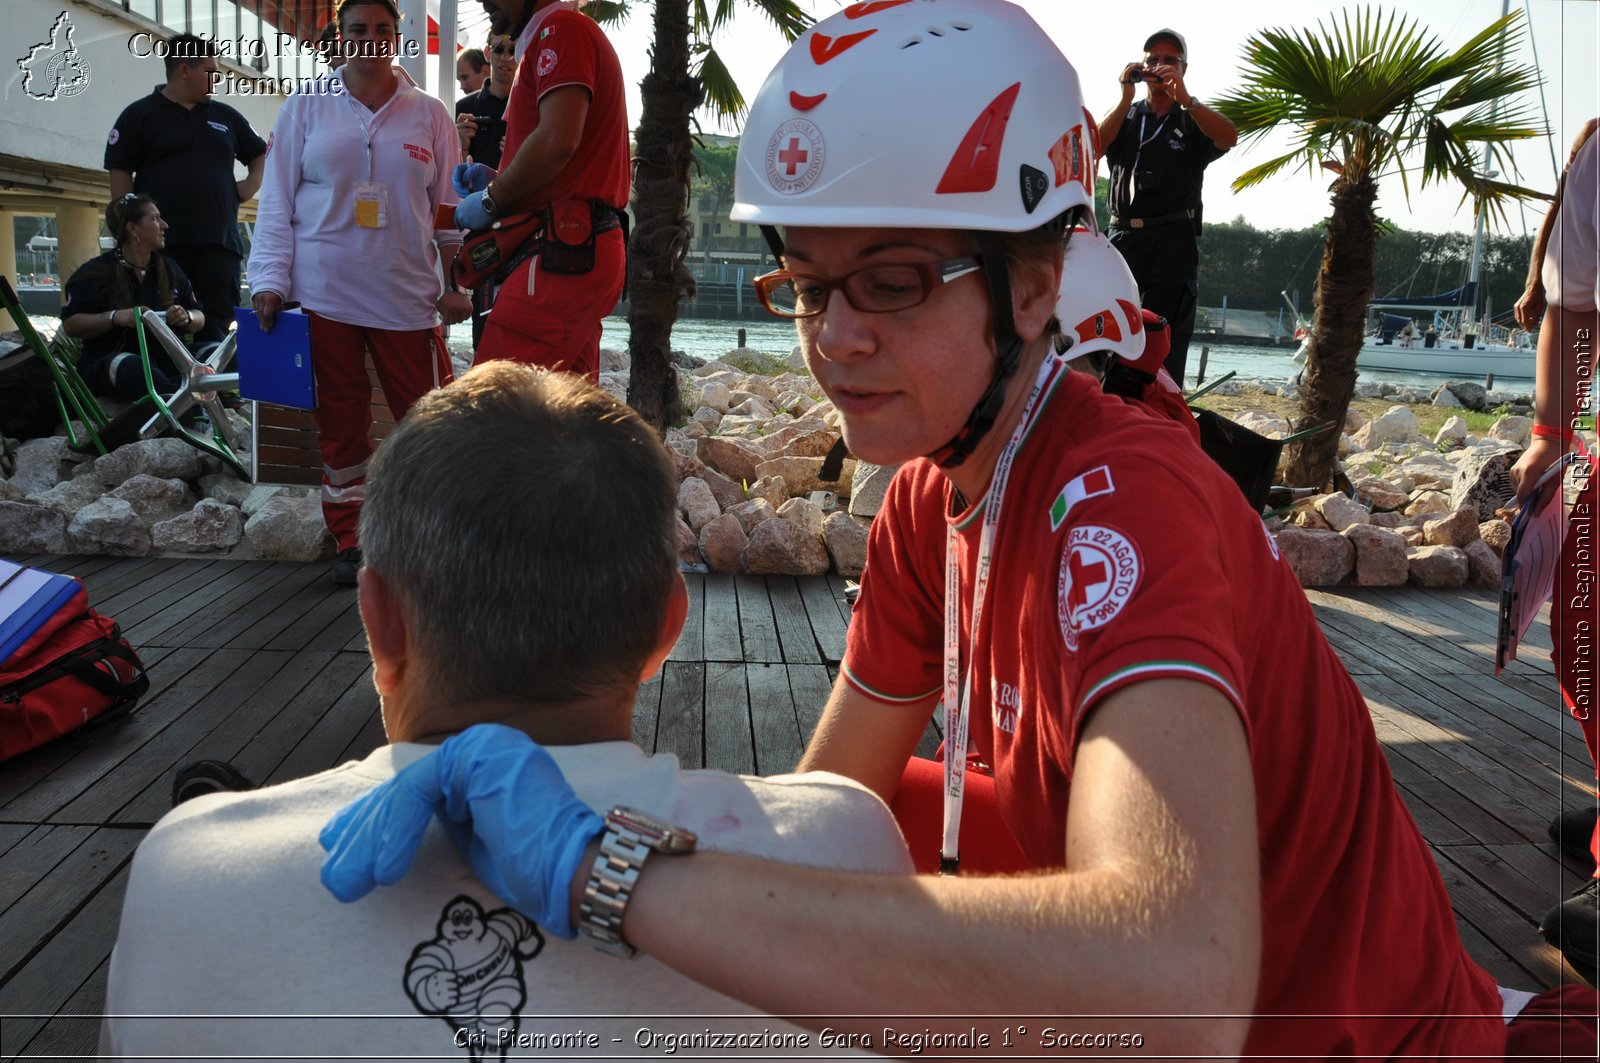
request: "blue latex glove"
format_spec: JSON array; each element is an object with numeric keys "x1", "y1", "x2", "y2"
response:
[
  {"x1": 454, "y1": 190, "x2": 494, "y2": 232},
  {"x1": 320, "y1": 723, "x2": 604, "y2": 938},
  {"x1": 452, "y1": 161, "x2": 496, "y2": 198}
]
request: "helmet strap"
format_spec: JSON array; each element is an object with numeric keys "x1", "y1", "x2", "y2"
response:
[
  {"x1": 760, "y1": 225, "x2": 785, "y2": 266},
  {"x1": 930, "y1": 231, "x2": 1022, "y2": 469}
]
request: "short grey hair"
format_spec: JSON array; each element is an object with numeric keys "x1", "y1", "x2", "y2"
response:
[{"x1": 360, "y1": 363, "x2": 678, "y2": 705}]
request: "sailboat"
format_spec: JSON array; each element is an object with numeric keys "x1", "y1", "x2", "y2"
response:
[{"x1": 1353, "y1": 279, "x2": 1535, "y2": 379}]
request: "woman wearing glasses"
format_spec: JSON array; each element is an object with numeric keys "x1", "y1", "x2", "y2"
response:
[
  {"x1": 60, "y1": 193, "x2": 204, "y2": 400},
  {"x1": 319, "y1": 2, "x2": 1597, "y2": 1056}
]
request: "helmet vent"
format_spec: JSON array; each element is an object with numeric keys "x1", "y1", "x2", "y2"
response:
[{"x1": 897, "y1": 21, "x2": 971, "y2": 48}]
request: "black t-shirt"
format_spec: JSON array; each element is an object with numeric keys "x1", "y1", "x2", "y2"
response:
[
  {"x1": 454, "y1": 87, "x2": 509, "y2": 169},
  {"x1": 61, "y1": 250, "x2": 202, "y2": 368},
  {"x1": 1104, "y1": 101, "x2": 1226, "y2": 223},
  {"x1": 105, "y1": 88, "x2": 267, "y2": 256}
]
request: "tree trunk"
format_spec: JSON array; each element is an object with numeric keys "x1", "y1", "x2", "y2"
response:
[
  {"x1": 625, "y1": 0, "x2": 701, "y2": 432},
  {"x1": 1284, "y1": 173, "x2": 1378, "y2": 488}
]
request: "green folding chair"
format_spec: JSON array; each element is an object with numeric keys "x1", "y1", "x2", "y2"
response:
[
  {"x1": 125, "y1": 309, "x2": 249, "y2": 480},
  {"x1": 0, "y1": 275, "x2": 112, "y2": 454}
]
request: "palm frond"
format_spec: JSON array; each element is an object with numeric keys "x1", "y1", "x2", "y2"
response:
[
  {"x1": 693, "y1": 45, "x2": 746, "y2": 123},
  {"x1": 728, "y1": 0, "x2": 811, "y2": 43},
  {"x1": 583, "y1": 1, "x2": 631, "y2": 26},
  {"x1": 1232, "y1": 147, "x2": 1319, "y2": 191}
]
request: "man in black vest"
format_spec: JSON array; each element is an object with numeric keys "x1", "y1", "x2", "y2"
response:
[
  {"x1": 106, "y1": 34, "x2": 266, "y2": 345},
  {"x1": 1098, "y1": 29, "x2": 1236, "y2": 387}
]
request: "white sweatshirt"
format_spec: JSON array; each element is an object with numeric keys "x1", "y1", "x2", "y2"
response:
[{"x1": 248, "y1": 68, "x2": 461, "y2": 331}]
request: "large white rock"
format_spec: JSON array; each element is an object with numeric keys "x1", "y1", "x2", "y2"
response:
[
  {"x1": 697, "y1": 436, "x2": 765, "y2": 486},
  {"x1": 26, "y1": 476, "x2": 107, "y2": 515},
  {"x1": 1448, "y1": 448, "x2": 1520, "y2": 520},
  {"x1": 68, "y1": 497, "x2": 151, "y2": 556},
  {"x1": 0, "y1": 480, "x2": 25, "y2": 503},
  {"x1": 151, "y1": 499, "x2": 244, "y2": 552},
  {"x1": 759, "y1": 424, "x2": 837, "y2": 460},
  {"x1": 1351, "y1": 477, "x2": 1408, "y2": 512},
  {"x1": 94, "y1": 438, "x2": 204, "y2": 486},
  {"x1": 1406, "y1": 545, "x2": 1469, "y2": 588},
  {"x1": 743, "y1": 516, "x2": 829, "y2": 575},
  {"x1": 725, "y1": 497, "x2": 779, "y2": 534},
  {"x1": 778, "y1": 496, "x2": 825, "y2": 539},
  {"x1": 1233, "y1": 411, "x2": 1289, "y2": 438},
  {"x1": 690, "y1": 406, "x2": 723, "y2": 433},
  {"x1": 697, "y1": 513, "x2": 747, "y2": 573},
  {"x1": 1344, "y1": 525, "x2": 1409, "y2": 586},
  {"x1": 199, "y1": 473, "x2": 253, "y2": 508},
  {"x1": 1430, "y1": 385, "x2": 1462, "y2": 408},
  {"x1": 109, "y1": 474, "x2": 196, "y2": 523},
  {"x1": 1489, "y1": 415, "x2": 1533, "y2": 445},
  {"x1": 695, "y1": 381, "x2": 733, "y2": 413},
  {"x1": 1433, "y1": 415, "x2": 1469, "y2": 449},
  {"x1": 677, "y1": 477, "x2": 721, "y2": 532},
  {"x1": 1479, "y1": 519, "x2": 1513, "y2": 556},
  {"x1": 1404, "y1": 490, "x2": 1453, "y2": 517},
  {"x1": 0, "y1": 501, "x2": 70, "y2": 553},
  {"x1": 674, "y1": 516, "x2": 701, "y2": 568},
  {"x1": 241, "y1": 484, "x2": 305, "y2": 518},
  {"x1": 1351, "y1": 406, "x2": 1420, "y2": 449},
  {"x1": 1463, "y1": 539, "x2": 1501, "y2": 588},
  {"x1": 746, "y1": 475, "x2": 789, "y2": 509},
  {"x1": 755, "y1": 456, "x2": 856, "y2": 498},
  {"x1": 8, "y1": 436, "x2": 71, "y2": 495},
  {"x1": 822, "y1": 512, "x2": 870, "y2": 578},
  {"x1": 244, "y1": 495, "x2": 335, "y2": 562},
  {"x1": 1422, "y1": 507, "x2": 1480, "y2": 548},
  {"x1": 849, "y1": 461, "x2": 900, "y2": 519},
  {"x1": 1314, "y1": 493, "x2": 1370, "y2": 531},
  {"x1": 1273, "y1": 526, "x2": 1354, "y2": 587}
]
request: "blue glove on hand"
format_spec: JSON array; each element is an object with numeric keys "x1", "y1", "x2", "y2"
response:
[
  {"x1": 454, "y1": 191, "x2": 495, "y2": 232},
  {"x1": 320, "y1": 723, "x2": 604, "y2": 938},
  {"x1": 452, "y1": 161, "x2": 497, "y2": 198}
]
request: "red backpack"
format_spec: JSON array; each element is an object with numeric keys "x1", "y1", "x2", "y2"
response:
[{"x1": 0, "y1": 582, "x2": 148, "y2": 761}]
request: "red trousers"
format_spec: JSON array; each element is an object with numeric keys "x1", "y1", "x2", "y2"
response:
[
  {"x1": 1553, "y1": 468, "x2": 1600, "y2": 868},
  {"x1": 474, "y1": 228, "x2": 624, "y2": 384},
  {"x1": 308, "y1": 313, "x2": 453, "y2": 552},
  {"x1": 889, "y1": 756, "x2": 1029, "y2": 875}
]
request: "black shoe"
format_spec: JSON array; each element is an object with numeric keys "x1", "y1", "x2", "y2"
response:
[
  {"x1": 172, "y1": 760, "x2": 256, "y2": 807},
  {"x1": 1548, "y1": 806, "x2": 1600, "y2": 870},
  {"x1": 333, "y1": 547, "x2": 362, "y2": 586},
  {"x1": 1540, "y1": 878, "x2": 1600, "y2": 987}
]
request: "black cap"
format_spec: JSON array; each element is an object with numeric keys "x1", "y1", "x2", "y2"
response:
[{"x1": 1143, "y1": 29, "x2": 1187, "y2": 58}]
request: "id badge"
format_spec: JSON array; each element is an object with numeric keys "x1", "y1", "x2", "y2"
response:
[{"x1": 354, "y1": 181, "x2": 389, "y2": 229}]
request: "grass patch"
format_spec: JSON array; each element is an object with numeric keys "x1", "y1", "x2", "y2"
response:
[{"x1": 722, "y1": 349, "x2": 791, "y2": 376}]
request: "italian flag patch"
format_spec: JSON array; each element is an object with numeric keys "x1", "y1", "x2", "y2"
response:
[{"x1": 1049, "y1": 465, "x2": 1115, "y2": 531}]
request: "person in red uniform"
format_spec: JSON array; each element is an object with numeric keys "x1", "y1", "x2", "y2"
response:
[
  {"x1": 452, "y1": 0, "x2": 628, "y2": 381},
  {"x1": 320, "y1": 3, "x2": 1598, "y2": 1056}
]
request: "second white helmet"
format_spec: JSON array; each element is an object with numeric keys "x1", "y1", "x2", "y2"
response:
[
  {"x1": 731, "y1": 0, "x2": 1096, "y2": 233},
  {"x1": 1056, "y1": 229, "x2": 1146, "y2": 364}
]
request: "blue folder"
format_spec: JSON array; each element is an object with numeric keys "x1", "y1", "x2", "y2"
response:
[
  {"x1": 234, "y1": 307, "x2": 316, "y2": 410},
  {"x1": 0, "y1": 561, "x2": 81, "y2": 664}
]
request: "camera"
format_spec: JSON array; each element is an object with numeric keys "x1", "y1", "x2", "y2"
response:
[{"x1": 1122, "y1": 63, "x2": 1161, "y2": 85}]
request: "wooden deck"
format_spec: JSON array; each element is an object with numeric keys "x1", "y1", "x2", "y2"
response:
[{"x1": 0, "y1": 556, "x2": 1594, "y2": 1056}]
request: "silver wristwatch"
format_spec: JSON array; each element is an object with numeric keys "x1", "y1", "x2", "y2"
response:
[{"x1": 578, "y1": 806, "x2": 697, "y2": 958}]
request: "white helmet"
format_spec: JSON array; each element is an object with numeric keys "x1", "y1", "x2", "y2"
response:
[
  {"x1": 731, "y1": 0, "x2": 1096, "y2": 233},
  {"x1": 1056, "y1": 228, "x2": 1145, "y2": 364}
]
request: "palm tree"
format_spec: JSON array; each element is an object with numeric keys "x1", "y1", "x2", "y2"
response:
[
  {"x1": 1212, "y1": 7, "x2": 1545, "y2": 487},
  {"x1": 589, "y1": 0, "x2": 810, "y2": 431}
]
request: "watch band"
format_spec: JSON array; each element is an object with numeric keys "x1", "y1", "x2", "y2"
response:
[{"x1": 578, "y1": 807, "x2": 697, "y2": 959}]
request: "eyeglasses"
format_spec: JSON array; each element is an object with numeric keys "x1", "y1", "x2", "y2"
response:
[
  {"x1": 1144, "y1": 53, "x2": 1184, "y2": 65},
  {"x1": 753, "y1": 256, "x2": 983, "y2": 319},
  {"x1": 489, "y1": 45, "x2": 515, "y2": 56}
]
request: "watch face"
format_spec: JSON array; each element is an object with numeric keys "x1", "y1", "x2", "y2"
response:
[{"x1": 608, "y1": 807, "x2": 698, "y2": 853}]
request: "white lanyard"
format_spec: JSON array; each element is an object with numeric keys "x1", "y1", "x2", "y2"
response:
[
  {"x1": 940, "y1": 353, "x2": 1064, "y2": 873},
  {"x1": 1131, "y1": 109, "x2": 1170, "y2": 180}
]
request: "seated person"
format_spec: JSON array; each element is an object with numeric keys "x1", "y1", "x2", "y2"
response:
[
  {"x1": 98, "y1": 362, "x2": 911, "y2": 1058},
  {"x1": 61, "y1": 193, "x2": 204, "y2": 402}
]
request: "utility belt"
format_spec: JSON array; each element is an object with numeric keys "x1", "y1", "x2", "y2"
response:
[
  {"x1": 452, "y1": 199, "x2": 626, "y2": 291},
  {"x1": 1110, "y1": 207, "x2": 1197, "y2": 231}
]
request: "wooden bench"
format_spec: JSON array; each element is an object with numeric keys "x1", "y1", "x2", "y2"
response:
[{"x1": 250, "y1": 354, "x2": 394, "y2": 486}]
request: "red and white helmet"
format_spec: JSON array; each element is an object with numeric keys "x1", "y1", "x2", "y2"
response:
[
  {"x1": 731, "y1": 0, "x2": 1096, "y2": 232},
  {"x1": 1056, "y1": 228, "x2": 1146, "y2": 365}
]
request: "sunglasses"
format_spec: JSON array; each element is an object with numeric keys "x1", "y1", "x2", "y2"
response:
[{"x1": 489, "y1": 44, "x2": 514, "y2": 56}]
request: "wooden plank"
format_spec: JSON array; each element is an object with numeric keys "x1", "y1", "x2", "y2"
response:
[
  {"x1": 747, "y1": 661, "x2": 802, "y2": 775},
  {"x1": 630, "y1": 672, "x2": 662, "y2": 753},
  {"x1": 151, "y1": 562, "x2": 307, "y2": 648},
  {"x1": 114, "y1": 651, "x2": 360, "y2": 822},
  {"x1": 703, "y1": 661, "x2": 754, "y2": 775},
  {"x1": 798, "y1": 577, "x2": 849, "y2": 663},
  {"x1": 701, "y1": 573, "x2": 741, "y2": 663},
  {"x1": 768, "y1": 576, "x2": 821, "y2": 664},
  {"x1": 83, "y1": 556, "x2": 185, "y2": 611},
  {"x1": 655, "y1": 661, "x2": 704, "y2": 770},
  {"x1": 667, "y1": 572, "x2": 705, "y2": 662},
  {"x1": 99, "y1": 558, "x2": 223, "y2": 633},
  {"x1": 39, "y1": 643, "x2": 289, "y2": 826},
  {"x1": 788, "y1": 663, "x2": 833, "y2": 750},
  {"x1": 14, "y1": 955, "x2": 109, "y2": 1061},
  {"x1": 826, "y1": 573, "x2": 856, "y2": 625},
  {"x1": 306, "y1": 604, "x2": 366, "y2": 653},
  {"x1": 0, "y1": 826, "x2": 139, "y2": 986},
  {"x1": 0, "y1": 825, "x2": 96, "y2": 922},
  {"x1": 267, "y1": 664, "x2": 380, "y2": 786},
  {"x1": 121, "y1": 560, "x2": 278, "y2": 647},
  {"x1": 0, "y1": 648, "x2": 246, "y2": 822},
  {"x1": 0, "y1": 864, "x2": 129, "y2": 1057},
  {"x1": 339, "y1": 702, "x2": 388, "y2": 764},
  {"x1": 0, "y1": 823, "x2": 35, "y2": 862},
  {"x1": 215, "y1": 566, "x2": 346, "y2": 651},
  {"x1": 735, "y1": 574, "x2": 781, "y2": 663},
  {"x1": 182, "y1": 563, "x2": 330, "y2": 649},
  {"x1": 1430, "y1": 845, "x2": 1566, "y2": 988}
]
